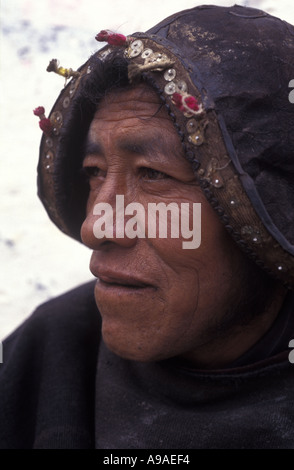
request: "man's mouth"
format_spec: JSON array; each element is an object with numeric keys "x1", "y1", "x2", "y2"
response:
[
  {"x1": 98, "y1": 273, "x2": 151, "y2": 289},
  {"x1": 90, "y1": 264, "x2": 154, "y2": 291}
]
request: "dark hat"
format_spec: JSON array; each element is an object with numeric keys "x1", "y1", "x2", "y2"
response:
[{"x1": 36, "y1": 4, "x2": 294, "y2": 288}]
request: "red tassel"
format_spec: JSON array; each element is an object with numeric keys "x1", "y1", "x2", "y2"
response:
[
  {"x1": 171, "y1": 93, "x2": 183, "y2": 110},
  {"x1": 95, "y1": 30, "x2": 110, "y2": 41},
  {"x1": 95, "y1": 30, "x2": 127, "y2": 46},
  {"x1": 33, "y1": 106, "x2": 45, "y2": 117},
  {"x1": 184, "y1": 96, "x2": 199, "y2": 111},
  {"x1": 33, "y1": 106, "x2": 52, "y2": 136},
  {"x1": 39, "y1": 118, "x2": 53, "y2": 136},
  {"x1": 172, "y1": 93, "x2": 200, "y2": 114}
]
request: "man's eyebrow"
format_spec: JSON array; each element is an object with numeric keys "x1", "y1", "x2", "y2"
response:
[
  {"x1": 83, "y1": 136, "x2": 183, "y2": 161},
  {"x1": 118, "y1": 137, "x2": 183, "y2": 162},
  {"x1": 119, "y1": 139, "x2": 162, "y2": 160},
  {"x1": 83, "y1": 140, "x2": 104, "y2": 157}
]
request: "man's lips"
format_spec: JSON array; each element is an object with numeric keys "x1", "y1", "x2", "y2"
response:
[
  {"x1": 98, "y1": 274, "x2": 150, "y2": 288},
  {"x1": 90, "y1": 266, "x2": 153, "y2": 289}
]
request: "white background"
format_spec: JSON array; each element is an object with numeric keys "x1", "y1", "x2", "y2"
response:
[{"x1": 1, "y1": 0, "x2": 294, "y2": 339}]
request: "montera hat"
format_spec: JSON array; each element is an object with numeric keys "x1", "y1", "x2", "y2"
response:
[{"x1": 35, "y1": 5, "x2": 294, "y2": 288}]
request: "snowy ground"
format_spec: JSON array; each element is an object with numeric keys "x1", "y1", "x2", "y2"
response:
[{"x1": 1, "y1": 0, "x2": 294, "y2": 340}]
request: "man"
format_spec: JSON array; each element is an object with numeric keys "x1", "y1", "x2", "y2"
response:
[{"x1": 0, "y1": 4, "x2": 294, "y2": 449}]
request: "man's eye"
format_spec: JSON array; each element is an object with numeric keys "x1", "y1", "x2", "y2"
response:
[
  {"x1": 83, "y1": 166, "x2": 104, "y2": 179},
  {"x1": 141, "y1": 167, "x2": 169, "y2": 181}
]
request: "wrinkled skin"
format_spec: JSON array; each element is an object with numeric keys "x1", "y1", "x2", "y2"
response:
[{"x1": 81, "y1": 84, "x2": 285, "y2": 368}]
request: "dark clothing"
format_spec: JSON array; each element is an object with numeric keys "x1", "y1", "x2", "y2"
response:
[
  {"x1": 0, "y1": 281, "x2": 99, "y2": 449},
  {"x1": 0, "y1": 281, "x2": 294, "y2": 449}
]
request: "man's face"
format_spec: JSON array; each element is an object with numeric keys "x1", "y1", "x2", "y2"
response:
[{"x1": 81, "y1": 85, "x2": 248, "y2": 364}]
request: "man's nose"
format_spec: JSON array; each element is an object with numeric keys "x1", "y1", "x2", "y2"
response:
[{"x1": 80, "y1": 190, "x2": 138, "y2": 250}]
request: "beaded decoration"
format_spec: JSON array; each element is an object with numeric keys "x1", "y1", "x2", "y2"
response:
[{"x1": 96, "y1": 30, "x2": 205, "y2": 134}]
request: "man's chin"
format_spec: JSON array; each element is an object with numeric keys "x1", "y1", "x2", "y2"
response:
[{"x1": 101, "y1": 325, "x2": 168, "y2": 363}]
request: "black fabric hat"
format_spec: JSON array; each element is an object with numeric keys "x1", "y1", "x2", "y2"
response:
[{"x1": 37, "y1": 4, "x2": 294, "y2": 288}]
